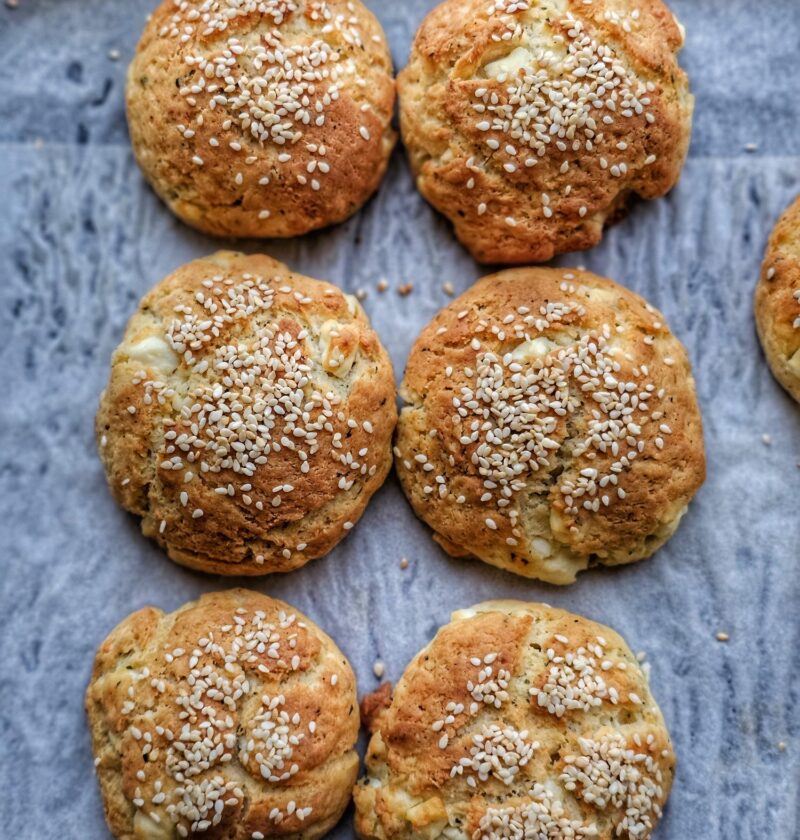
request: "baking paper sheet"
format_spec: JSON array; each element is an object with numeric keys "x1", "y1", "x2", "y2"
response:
[{"x1": 1, "y1": 1, "x2": 799, "y2": 837}]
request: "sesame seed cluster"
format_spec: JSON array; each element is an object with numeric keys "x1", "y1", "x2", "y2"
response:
[
  {"x1": 86, "y1": 590, "x2": 360, "y2": 840},
  {"x1": 96, "y1": 252, "x2": 396, "y2": 574},
  {"x1": 395, "y1": 267, "x2": 705, "y2": 584},
  {"x1": 354, "y1": 602, "x2": 674, "y2": 840},
  {"x1": 398, "y1": 0, "x2": 693, "y2": 263},
  {"x1": 127, "y1": 0, "x2": 395, "y2": 237}
]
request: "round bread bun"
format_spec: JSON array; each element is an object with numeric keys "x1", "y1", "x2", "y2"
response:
[
  {"x1": 354, "y1": 600, "x2": 675, "y2": 840},
  {"x1": 126, "y1": 0, "x2": 396, "y2": 238},
  {"x1": 395, "y1": 267, "x2": 705, "y2": 584},
  {"x1": 87, "y1": 589, "x2": 359, "y2": 840},
  {"x1": 397, "y1": 0, "x2": 693, "y2": 264},
  {"x1": 755, "y1": 195, "x2": 800, "y2": 402},
  {"x1": 96, "y1": 251, "x2": 396, "y2": 575}
]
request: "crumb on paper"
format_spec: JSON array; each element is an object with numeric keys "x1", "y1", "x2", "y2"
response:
[
  {"x1": 373, "y1": 660, "x2": 385, "y2": 678},
  {"x1": 716, "y1": 631, "x2": 730, "y2": 642},
  {"x1": 398, "y1": 282, "x2": 413, "y2": 296},
  {"x1": 376, "y1": 278, "x2": 388, "y2": 293},
  {"x1": 761, "y1": 434, "x2": 772, "y2": 446},
  {"x1": 399, "y1": 557, "x2": 409, "y2": 569},
  {"x1": 443, "y1": 281, "x2": 455, "y2": 296}
]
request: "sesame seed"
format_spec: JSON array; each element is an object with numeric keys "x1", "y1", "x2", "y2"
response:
[
  {"x1": 472, "y1": 8, "x2": 658, "y2": 223},
  {"x1": 158, "y1": 6, "x2": 378, "y2": 200},
  {"x1": 559, "y1": 731, "x2": 663, "y2": 833}
]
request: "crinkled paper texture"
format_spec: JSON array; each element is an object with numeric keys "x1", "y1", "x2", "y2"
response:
[{"x1": 0, "y1": 1, "x2": 798, "y2": 837}]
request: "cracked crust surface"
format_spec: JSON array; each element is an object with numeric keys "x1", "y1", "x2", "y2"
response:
[
  {"x1": 397, "y1": 0, "x2": 692, "y2": 263},
  {"x1": 755, "y1": 194, "x2": 800, "y2": 402},
  {"x1": 127, "y1": 0, "x2": 396, "y2": 238},
  {"x1": 354, "y1": 600, "x2": 675, "y2": 840},
  {"x1": 394, "y1": 267, "x2": 705, "y2": 584},
  {"x1": 86, "y1": 589, "x2": 359, "y2": 840},
  {"x1": 96, "y1": 251, "x2": 396, "y2": 575}
]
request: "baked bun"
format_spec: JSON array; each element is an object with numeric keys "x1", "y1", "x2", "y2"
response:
[
  {"x1": 127, "y1": 0, "x2": 396, "y2": 238},
  {"x1": 755, "y1": 195, "x2": 800, "y2": 402},
  {"x1": 395, "y1": 267, "x2": 704, "y2": 584},
  {"x1": 96, "y1": 251, "x2": 396, "y2": 575},
  {"x1": 397, "y1": 0, "x2": 692, "y2": 263},
  {"x1": 87, "y1": 589, "x2": 359, "y2": 839},
  {"x1": 354, "y1": 600, "x2": 675, "y2": 840}
]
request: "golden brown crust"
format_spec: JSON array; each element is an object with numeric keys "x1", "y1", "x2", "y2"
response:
[
  {"x1": 353, "y1": 600, "x2": 675, "y2": 840},
  {"x1": 397, "y1": 0, "x2": 693, "y2": 263},
  {"x1": 96, "y1": 251, "x2": 396, "y2": 575},
  {"x1": 361, "y1": 681, "x2": 394, "y2": 735},
  {"x1": 87, "y1": 589, "x2": 359, "y2": 840},
  {"x1": 755, "y1": 194, "x2": 800, "y2": 402},
  {"x1": 395, "y1": 267, "x2": 705, "y2": 584},
  {"x1": 127, "y1": 0, "x2": 396, "y2": 238}
]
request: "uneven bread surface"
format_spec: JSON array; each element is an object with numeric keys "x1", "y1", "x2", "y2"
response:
[
  {"x1": 127, "y1": 0, "x2": 396, "y2": 237},
  {"x1": 96, "y1": 251, "x2": 396, "y2": 574},
  {"x1": 354, "y1": 600, "x2": 675, "y2": 840},
  {"x1": 755, "y1": 194, "x2": 800, "y2": 402},
  {"x1": 87, "y1": 589, "x2": 360, "y2": 840},
  {"x1": 398, "y1": 0, "x2": 693, "y2": 263},
  {"x1": 395, "y1": 267, "x2": 705, "y2": 584}
]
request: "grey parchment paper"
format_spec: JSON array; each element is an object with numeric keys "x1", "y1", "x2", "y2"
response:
[{"x1": 1, "y1": 1, "x2": 799, "y2": 837}]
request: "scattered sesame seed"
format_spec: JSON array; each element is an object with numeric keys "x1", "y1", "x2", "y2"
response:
[
  {"x1": 115, "y1": 604, "x2": 316, "y2": 834},
  {"x1": 155, "y1": 3, "x2": 379, "y2": 206},
  {"x1": 560, "y1": 731, "x2": 664, "y2": 835},
  {"x1": 471, "y1": 8, "x2": 659, "y2": 225},
  {"x1": 119, "y1": 268, "x2": 384, "y2": 557}
]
